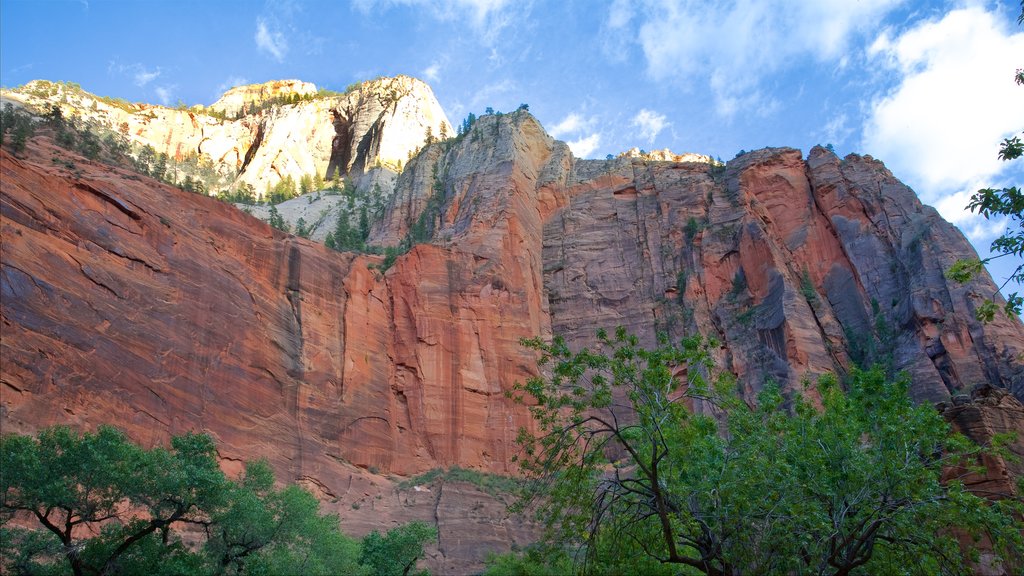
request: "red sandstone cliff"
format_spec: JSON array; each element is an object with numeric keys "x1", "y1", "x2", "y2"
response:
[{"x1": 2, "y1": 110, "x2": 1023, "y2": 573}]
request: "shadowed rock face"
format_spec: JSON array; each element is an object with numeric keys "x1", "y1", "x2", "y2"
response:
[{"x1": 2, "y1": 111, "x2": 1022, "y2": 574}]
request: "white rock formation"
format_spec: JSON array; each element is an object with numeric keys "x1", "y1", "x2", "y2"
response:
[{"x1": 2, "y1": 76, "x2": 452, "y2": 199}]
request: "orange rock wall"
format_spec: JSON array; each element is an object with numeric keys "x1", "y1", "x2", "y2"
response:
[{"x1": 3, "y1": 112, "x2": 1023, "y2": 572}]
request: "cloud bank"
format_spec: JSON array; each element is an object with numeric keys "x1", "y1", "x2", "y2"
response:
[
  {"x1": 607, "y1": 0, "x2": 903, "y2": 117},
  {"x1": 862, "y1": 6, "x2": 1024, "y2": 213}
]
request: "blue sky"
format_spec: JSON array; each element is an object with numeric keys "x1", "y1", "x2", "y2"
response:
[{"x1": 1, "y1": 0, "x2": 1022, "y2": 297}]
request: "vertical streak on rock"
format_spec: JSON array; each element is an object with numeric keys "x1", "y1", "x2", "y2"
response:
[
  {"x1": 352, "y1": 119, "x2": 383, "y2": 176},
  {"x1": 446, "y1": 258, "x2": 462, "y2": 465},
  {"x1": 285, "y1": 241, "x2": 305, "y2": 473},
  {"x1": 433, "y1": 481, "x2": 446, "y2": 557},
  {"x1": 239, "y1": 119, "x2": 265, "y2": 175},
  {"x1": 327, "y1": 109, "x2": 353, "y2": 180}
]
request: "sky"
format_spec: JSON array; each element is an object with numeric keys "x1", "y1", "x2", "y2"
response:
[{"x1": 1, "y1": 0, "x2": 1022, "y2": 298}]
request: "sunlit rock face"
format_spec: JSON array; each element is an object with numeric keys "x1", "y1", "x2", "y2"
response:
[
  {"x1": 206, "y1": 79, "x2": 318, "y2": 117},
  {"x1": 2, "y1": 107, "x2": 1022, "y2": 574},
  {"x1": 0, "y1": 76, "x2": 452, "y2": 197}
]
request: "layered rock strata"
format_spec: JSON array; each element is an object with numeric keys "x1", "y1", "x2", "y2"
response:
[{"x1": 2, "y1": 109, "x2": 1022, "y2": 573}]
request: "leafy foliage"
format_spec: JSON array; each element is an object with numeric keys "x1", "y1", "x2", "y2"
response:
[
  {"x1": 510, "y1": 329, "x2": 1024, "y2": 575},
  {"x1": 267, "y1": 205, "x2": 289, "y2": 232},
  {"x1": 1, "y1": 426, "x2": 436, "y2": 576},
  {"x1": 359, "y1": 522, "x2": 437, "y2": 576},
  {"x1": 0, "y1": 102, "x2": 36, "y2": 154}
]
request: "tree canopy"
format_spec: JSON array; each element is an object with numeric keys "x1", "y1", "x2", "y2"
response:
[
  {"x1": 500, "y1": 328, "x2": 1024, "y2": 576},
  {"x1": 1, "y1": 426, "x2": 435, "y2": 576}
]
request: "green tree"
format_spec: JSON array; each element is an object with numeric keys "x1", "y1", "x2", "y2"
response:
[
  {"x1": 204, "y1": 461, "x2": 367, "y2": 575},
  {"x1": 43, "y1": 104, "x2": 65, "y2": 128},
  {"x1": 295, "y1": 217, "x2": 310, "y2": 238},
  {"x1": 9, "y1": 118, "x2": 33, "y2": 155},
  {"x1": 1, "y1": 426, "x2": 227, "y2": 575},
  {"x1": 359, "y1": 206, "x2": 370, "y2": 242},
  {"x1": 1, "y1": 105, "x2": 36, "y2": 155},
  {"x1": 267, "y1": 205, "x2": 289, "y2": 232},
  {"x1": 153, "y1": 153, "x2": 169, "y2": 183},
  {"x1": 1, "y1": 426, "x2": 432, "y2": 576},
  {"x1": 136, "y1": 145, "x2": 156, "y2": 177},
  {"x1": 359, "y1": 521, "x2": 437, "y2": 576},
  {"x1": 511, "y1": 329, "x2": 1024, "y2": 575},
  {"x1": 947, "y1": 5, "x2": 1024, "y2": 321}
]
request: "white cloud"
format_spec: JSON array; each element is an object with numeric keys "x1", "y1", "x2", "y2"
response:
[
  {"x1": 108, "y1": 61, "x2": 162, "y2": 87},
  {"x1": 255, "y1": 18, "x2": 288, "y2": 62},
  {"x1": 631, "y1": 108, "x2": 669, "y2": 143},
  {"x1": 612, "y1": 0, "x2": 903, "y2": 117},
  {"x1": 861, "y1": 6, "x2": 1024, "y2": 213},
  {"x1": 154, "y1": 86, "x2": 175, "y2": 106},
  {"x1": 423, "y1": 62, "x2": 441, "y2": 83},
  {"x1": 548, "y1": 112, "x2": 591, "y2": 139},
  {"x1": 606, "y1": 0, "x2": 633, "y2": 29},
  {"x1": 134, "y1": 68, "x2": 160, "y2": 87},
  {"x1": 567, "y1": 133, "x2": 601, "y2": 158},
  {"x1": 820, "y1": 113, "x2": 852, "y2": 148},
  {"x1": 601, "y1": 0, "x2": 635, "y2": 61}
]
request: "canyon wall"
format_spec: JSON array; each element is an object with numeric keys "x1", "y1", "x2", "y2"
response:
[{"x1": 2, "y1": 109, "x2": 1022, "y2": 573}]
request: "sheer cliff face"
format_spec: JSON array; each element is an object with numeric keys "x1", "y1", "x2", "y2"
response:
[
  {"x1": 3, "y1": 111, "x2": 1022, "y2": 474},
  {"x1": 0, "y1": 77, "x2": 451, "y2": 196},
  {"x1": 2, "y1": 110, "x2": 1023, "y2": 571},
  {"x1": 538, "y1": 144, "x2": 1023, "y2": 404}
]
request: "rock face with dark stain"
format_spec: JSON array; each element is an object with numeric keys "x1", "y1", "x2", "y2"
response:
[
  {"x1": 0, "y1": 76, "x2": 452, "y2": 196},
  {"x1": 2, "y1": 111, "x2": 1022, "y2": 573}
]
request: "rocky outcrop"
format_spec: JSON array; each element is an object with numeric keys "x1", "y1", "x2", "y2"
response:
[
  {"x1": 941, "y1": 385, "x2": 1024, "y2": 498},
  {"x1": 2, "y1": 108, "x2": 1023, "y2": 573},
  {"x1": 620, "y1": 146, "x2": 715, "y2": 164},
  {"x1": 206, "y1": 79, "x2": 317, "y2": 117},
  {"x1": 0, "y1": 77, "x2": 451, "y2": 196}
]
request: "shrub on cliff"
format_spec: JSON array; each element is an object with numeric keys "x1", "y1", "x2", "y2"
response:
[
  {"x1": 503, "y1": 328, "x2": 1024, "y2": 575},
  {"x1": 0, "y1": 103, "x2": 35, "y2": 155},
  {"x1": 0, "y1": 426, "x2": 435, "y2": 576}
]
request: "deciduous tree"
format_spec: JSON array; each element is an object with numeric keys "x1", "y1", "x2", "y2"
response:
[{"x1": 510, "y1": 329, "x2": 1024, "y2": 575}]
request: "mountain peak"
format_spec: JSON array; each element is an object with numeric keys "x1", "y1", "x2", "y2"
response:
[
  {"x1": 619, "y1": 146, "x2": 714, "y2": 163},
  {"x1": 0, "y1": 75, "x2": 452, "y2": 197},
  {"x1": 207, "y1": 79, "x2": 318, "y2": 116}
]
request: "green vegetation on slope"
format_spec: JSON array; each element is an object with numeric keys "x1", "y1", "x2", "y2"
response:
[{"x1": 1, "y1": 426, "x2": 435, "y2": 576}]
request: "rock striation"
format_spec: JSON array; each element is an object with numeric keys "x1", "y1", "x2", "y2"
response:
[
  {"x1": 2, "y1": 106, "x2": 1023, "y2": 573},
  {"x1": 0, "y1": 76, "x2": 451, "y2": 196}
]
